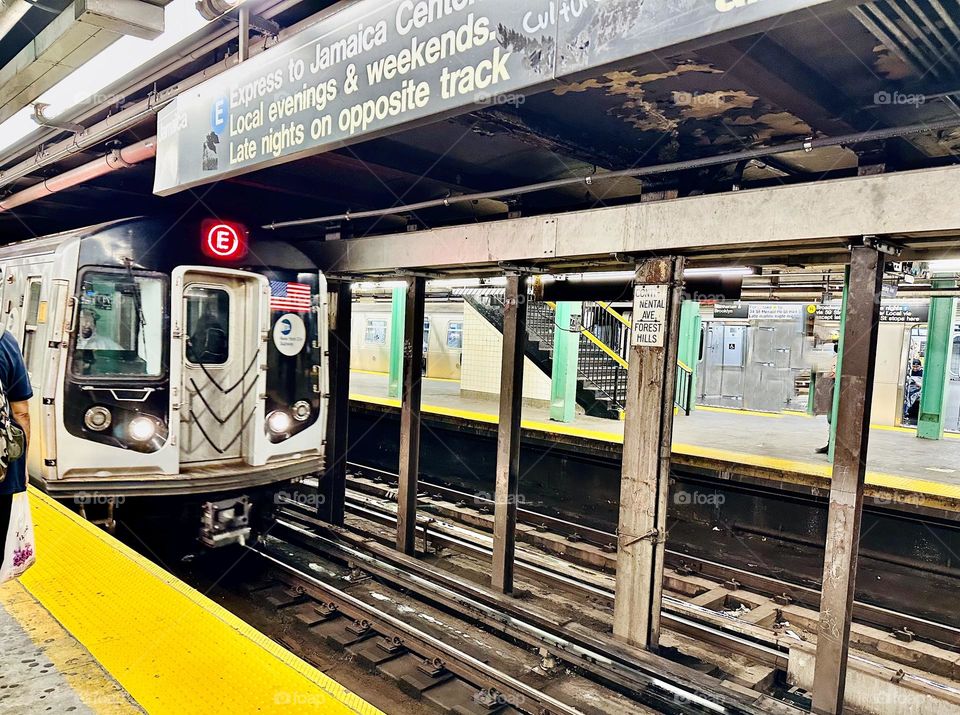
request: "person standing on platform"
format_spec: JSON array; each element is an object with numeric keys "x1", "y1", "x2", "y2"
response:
[
  {"x1": 0, "y1": 330, "x2": 32, "y2": 557},
  {"x1": 814, "y1": 335, "x2": 839, "y2": 454}
]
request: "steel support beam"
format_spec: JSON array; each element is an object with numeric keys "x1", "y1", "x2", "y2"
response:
[
  {"x1": 388, "y1": 285, "x2": 405, "y2": 399},
  {"x1": 812, "y1": 244, "x2": 885, "y2": 715},
  {"x1": 319, "y1": 281, "x2": 351, "y2": 526},
  {"x1": 492, "y1": 274, "x2": 527, "y2": 593},
  {"x1": 549, "y1": 301, "x2": 581, "y2": 423},
  {"x1": 309, "y1": 167, "x2": 960, "y2": 275},
  {"x1": 396, "y1": 277, "x2": 426, "y2": 556},
  {"x1": 613, "y1": 257, "x2": 684, "y2": 649},
  {"x1": 917, "y1": 277, "x2": 957, "y2": 440}
]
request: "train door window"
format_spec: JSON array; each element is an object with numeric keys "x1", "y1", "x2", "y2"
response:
[
  {"x1": 423, "y1": 318, "x2": 431, "y2": 354},
  {"x1": 364, "y1": 319, "x2": 386, "y2": 344},
  {"x1": 71, "y1": 271, "x2": 166, "y2": 378},
  {"x1": 21, "y1": 279, "x2": 41, "y2": 368},
  {"x1": 446, "y1": 321, "x2": 463, "y2": 349},
  {"x1": 185, "y1": 287, "x2": 230, "y2": 365}
]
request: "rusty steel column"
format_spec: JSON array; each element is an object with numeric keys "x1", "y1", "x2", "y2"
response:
[
  {"x1": 492, "y1": 273, "x2": 527, "y2": 593},
  {"x1": 612, "y1": 257, "x2": 684, "y2": 649},
  {"x1": 396, "y1": 276, "x2": 426, "y2": 555},
  {"x1": 319, "y1": 281, "x2": 351, "y2": 526},
  {"x1": 812, "y1": 244, "x2": 885, "y2": 714}
]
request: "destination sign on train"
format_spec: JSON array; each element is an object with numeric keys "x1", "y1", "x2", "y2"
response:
[{"x1": 154, "y1": 0, "x2": 830, "y2": 195}]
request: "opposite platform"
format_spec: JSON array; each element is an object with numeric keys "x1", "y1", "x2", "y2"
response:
[
  {"x1": 1, "y1": 489, "x2": 382, "y2": 715},
  {"x1": 348, "y1": 370, "x2": 960, "y2": 505}
]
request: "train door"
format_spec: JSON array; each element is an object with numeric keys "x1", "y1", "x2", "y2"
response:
[
  {"x1": 743, "y1": 322, "x2": 795, "y2": 412},
  {"x1": 699, "y1": 322, "x2": 746, "y2": 409},
  {"x1": 901, "y1": 325, "x2": 927, "y2": 427},
  {"x1": 947, "y1": 333, "x2": 960, "y2": 433},
  {"x1": 174, "y1": 269, "x2": 268, "y2": 465}
]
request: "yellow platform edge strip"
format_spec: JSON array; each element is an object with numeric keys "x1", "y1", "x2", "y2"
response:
[
  {"x1": 350, "y1": 394, "x2": 960, "y2": 502},
  {"x1": 19, "y1": 489, "x2": 384, "y2": 715},
  {"x1": 0, "y1": 579, "x2": 141, "y2": 714}
]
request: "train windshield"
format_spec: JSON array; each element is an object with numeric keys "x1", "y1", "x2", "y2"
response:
[{"x1": 71, "y1": 271, "x2": 166, "y2": 378}]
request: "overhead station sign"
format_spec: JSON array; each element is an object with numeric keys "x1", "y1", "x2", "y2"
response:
[{"x1": 154, "y1": 0, "x2": 831, "y2": 195}]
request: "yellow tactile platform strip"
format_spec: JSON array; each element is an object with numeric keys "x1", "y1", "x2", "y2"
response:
[
  {"x1": 350, "y1": 393, "x2": 960, "y2": 504},
  {"x1": 17, "y1": 489, "x2": 384, "y2": 715},
  {"x1": 0, "y1": 579, "x2": 141, "y2": 714}
]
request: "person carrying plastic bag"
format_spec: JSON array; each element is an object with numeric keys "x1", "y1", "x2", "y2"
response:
[{"x1": 0, "y1": 329, "x2": 34, "y2": 583}]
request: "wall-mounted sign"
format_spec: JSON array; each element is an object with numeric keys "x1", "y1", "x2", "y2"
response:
[
  {"x1": 154, "y1": 0, "x2": 830, "y2": 195},
  {"x1": 714, "y1": 302, "x2": 807, "y2": 321},
  {"x1": 631, "y1": 284, "x2": 668, "y2": 348},
  {"x1": 814, "y1": 302, "x2": 930, "y2": 324}
]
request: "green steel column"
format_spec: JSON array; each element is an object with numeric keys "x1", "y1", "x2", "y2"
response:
[
  {"x1": 917, "y1": 278, "x2": 957, "y2": 440},
  {"x1": 828, "y1": 267, "x2": 850, "y2": 462},
  {"x1": 388, "y1": 285, "x2": 406, "y2": 399},
  {"x1": 677, "y1": 301, "x2": 702, "y2": 413},
  {"x1": 550, "y1": 301, "x2": 582, "y2": 423}
]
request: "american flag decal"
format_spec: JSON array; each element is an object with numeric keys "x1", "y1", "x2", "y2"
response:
[{"x1": 270, "y1": 281, "x2": 312, "y2": 312}]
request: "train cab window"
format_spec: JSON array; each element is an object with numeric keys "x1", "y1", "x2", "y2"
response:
[
  {"x1": 21, "y1": 279, "x2": 41, "y2": 359},
  {"x1": 446, "y1": 321, "x2": 463, "y2": 349},
  {"x1": 364, "y1": 319, "x2": 387, "y2": 345},
  {"x1": 185, "y1": 287, "x2": 230, "y2": 365},
  {"x1": 71, "y1": 271, "x2": 165, "y2": 378}
]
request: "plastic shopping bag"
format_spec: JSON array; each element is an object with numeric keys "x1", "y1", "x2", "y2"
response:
[{"x1": 0, "y1": 492, "x2": 35, "y2": 583}]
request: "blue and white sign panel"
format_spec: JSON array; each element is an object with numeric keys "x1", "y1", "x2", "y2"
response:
[{"x1": 154, "y1": 0, "x2": 832, "y2": 195}]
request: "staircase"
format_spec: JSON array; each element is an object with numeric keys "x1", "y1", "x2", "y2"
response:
[{"x1": 461, "y1": 289, "x2": 627, "y2": 419}]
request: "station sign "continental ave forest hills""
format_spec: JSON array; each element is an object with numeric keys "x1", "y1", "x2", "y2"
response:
[{"x1": 154, "y1": 0, "x2": 832, "y2": 195}]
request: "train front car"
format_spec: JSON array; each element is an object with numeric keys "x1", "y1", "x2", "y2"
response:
[{"x1": 6, "y1": 217, "x2": 328, "y2": 548}]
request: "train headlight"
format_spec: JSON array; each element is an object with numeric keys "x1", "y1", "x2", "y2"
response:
[
  {"x1": 267, "y1": 410, "x2": 292, "y2": 434},
  {"x1": 84, "y1": 406, "x2": 112, "y2": 432},
  {"x1": 129, "y1": 416, "x2": 157, "y2": 442},
  {"x1": 292, "y1": 401, "x2": 311, "y2": 422}
]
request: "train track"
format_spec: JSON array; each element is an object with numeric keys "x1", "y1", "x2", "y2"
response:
[
  {"x1": 257, "y1": 516, "x2": 793, "y2": 714},
  {"x1": 342, "y1": 461, "x2": 960, "y2": 653},
  {"x1": 258, "y1": 472, "x2": 960, "y2": 714},
  {"x1": 249, "y1": 544, "x2": 583, "y2": 715}
]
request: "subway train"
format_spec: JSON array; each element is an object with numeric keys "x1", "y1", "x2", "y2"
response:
[
  {"x1": 0, "y1": 217, "x2": 328, "y2": 547},
  {"x1": 352, "y1": 299, "x2": 464, "y2": 380}
]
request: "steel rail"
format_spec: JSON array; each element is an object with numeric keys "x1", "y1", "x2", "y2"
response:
[
  {"x1": 264, "y1": 118, "x2": 960, "y2": 229},
  {"x1": 249, "y1": 542, "x2": 588, "y2": 715},
  {"x1": 269, "y1": 515, "x2": 777, "y2": 715},
  {"x1": 343, "y1": 462, "x2": 960, "y2": 650},
  {"x1": 279, "y1": 494, "x2": 790, "y2": 671}
]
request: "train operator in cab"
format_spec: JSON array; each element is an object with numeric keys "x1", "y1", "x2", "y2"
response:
[
  {"x1": 0, "y1": 330, "x2": 32, "y2": 554},
  {"x1": 77, "y1": 308, "x2": 122, "y2": 350}
]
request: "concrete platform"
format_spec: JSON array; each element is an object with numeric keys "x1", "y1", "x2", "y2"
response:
[
  {"x1": 1, "y1": 489, "x2": 383, "y2": 715},
  {"x1": 349, "y1": 370, "x2": 960, "y2": 496}
]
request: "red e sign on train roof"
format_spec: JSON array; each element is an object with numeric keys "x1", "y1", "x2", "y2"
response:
[{"x1": 202, "y1": 219, "x2": 247, "y2": 260}]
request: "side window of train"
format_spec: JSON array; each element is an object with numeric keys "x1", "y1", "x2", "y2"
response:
[
  {"x1": 21, "y1": 278, "x2": 42, "y2": 369},
  {"x1": 446, "y1": 321, "x2": 463, "y2": 350},
  {"x1": 423, "y1": 318, "x2": 430, "y2": 353},
  {"x1": 71, "y1": 270, "x2": 167, "y2": 379},
  {"x1": 184, "y1": 286, "x2": 230, "y2": 365},
  {"x1": 364, "y1": 319, "x2": 386, "y2": 345}
]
